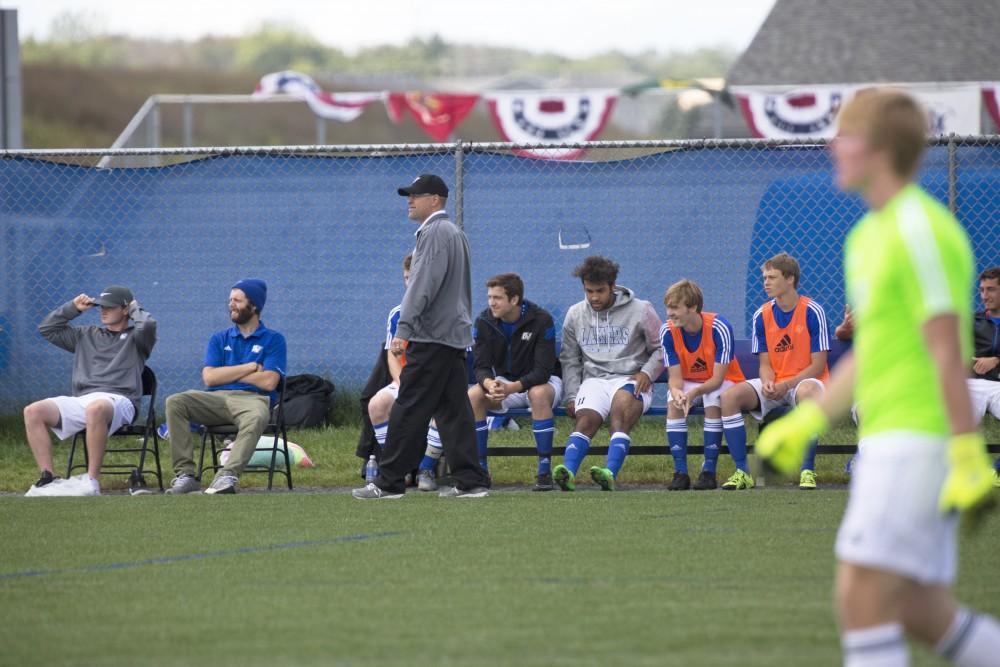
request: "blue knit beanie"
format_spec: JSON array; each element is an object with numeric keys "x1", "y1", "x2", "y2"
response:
[{"x1": 232, "y1": 278, "x2": 267, "y2": 312}]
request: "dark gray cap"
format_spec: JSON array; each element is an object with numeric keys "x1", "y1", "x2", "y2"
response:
[{"x1": 92, "y1": 285, "x2": 133, "y2": 308}]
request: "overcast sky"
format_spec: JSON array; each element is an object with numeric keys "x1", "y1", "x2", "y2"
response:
[{"x1": 12, "y1": 0, "x2": 777, "y2": 56}]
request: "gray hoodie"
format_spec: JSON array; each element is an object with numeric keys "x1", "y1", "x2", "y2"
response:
[
  {"x1": 38, "y1": 300, "x2": 157, "y2": 410},
  {"x1": 559, "y1": 285, "x2": 664, "y2": 403},
  {"x1": 396, "y1": 210, "x2": 473, "y2": 350}
]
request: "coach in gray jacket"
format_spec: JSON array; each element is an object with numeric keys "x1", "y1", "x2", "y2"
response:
[
  {"x1": 353, "y1": 174, "x2": 489, "y2": 499},
  {"x1": 24, "y1": 285, "x2": 156, "y2": 497}
]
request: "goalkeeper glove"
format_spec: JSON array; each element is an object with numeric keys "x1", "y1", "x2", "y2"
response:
[
  {"x1": 756, "y1": 401, "x2": 830, "y2": 476},
  {"x1": 939, "y1": 432, "x2": 996, "y2": 522}
]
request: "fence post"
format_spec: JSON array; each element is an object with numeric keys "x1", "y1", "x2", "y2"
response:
[
  {"x1": 947, "y1": 134, "x2": 957, "y2": 215},
  {"x1": 454, "y1": 141, "x2": 465, "y2": 229}
]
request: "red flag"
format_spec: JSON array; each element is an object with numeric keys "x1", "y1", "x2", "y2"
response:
[{"x1": 385, "y1": 92, "x2": 479, "y2": 141}]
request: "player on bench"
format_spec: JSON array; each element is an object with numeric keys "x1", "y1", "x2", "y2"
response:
[
  {"x1": 718, "y1": 252, "x2": 830, "y2": 490},
  {"x1": 661, "y1": 279, "x2": 745, "y2": 491},
  {"x1": 552, "y1": 256, "x2": 663, "y2": 492},
  {"x1": 467, "y1": 273, "x2": 561, "y2": 491}
]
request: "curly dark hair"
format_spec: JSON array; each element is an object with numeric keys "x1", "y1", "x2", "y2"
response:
[
  {"x1": 572, "y1": 256, "x2": 619, "y2": 286},
  {"x1": 979, "y1": 267, "x2": 1000, "y2": 283}
]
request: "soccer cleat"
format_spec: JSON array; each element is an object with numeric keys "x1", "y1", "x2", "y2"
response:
[
  {"x1": 416, "y1": 469, "x2": 438, "y2": 492},
  {"x1": 692, "y1": 471, "x2": 717, "y2": 490},
  {"x1": 667, "y1": 472, "x2": 691, "y2": 491},
  {"x1": 589, "y1": 466, "x2": 615, "y2": 491},
  {"x1": 552, "y1": 464, "x2": 575, "y2": 492},
  {"x1": 24, "y1": 470, "x2": 59, "y2": 497},
  {"x1": 128, "y1": 469, "x2": 153, "y2": 496},
  {"x1": 204, "y1": 474, "x2": 238, "y2": 495},
  {"x1": 164, "y1": 474, "x2": 200, "y2": 495},
  {"x1": 438, "y1": 486, "x2": 489, "y2": 498},
  {"x1": 352, "y1": 483, "x2": 404, "y2": 500},
  {"x1": 799, "y1": 469, "x2": 817, "y2": 490},
  {"x1": 533, "y1": 472, "x2": 555, "y2": 492},
  {"x1": 721, "y1": 469, "x2": 755, "y2": 490}
]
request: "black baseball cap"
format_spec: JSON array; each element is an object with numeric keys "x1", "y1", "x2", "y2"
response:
[
  {"x1": 397, "y1": 174, "x2": 449, "y2": 198},
  {"x1": 92, "y1": 285, "x2": 133, "y2": 308}
]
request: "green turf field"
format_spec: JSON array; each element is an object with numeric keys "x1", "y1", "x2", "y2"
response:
[
  {"x1": 1, "y1": 489, "x2": 998, "y2": 667},
  {"x1": 2, "y1": 414, "x2": 999, "y2": 666}
]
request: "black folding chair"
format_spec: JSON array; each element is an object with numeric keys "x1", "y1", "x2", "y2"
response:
[
  {"x1": 196, "y1": 378, "x2": 292, "y2": 490},
  {"x1": 67, "y1": 366, "x2": 163, "y2": 490}
]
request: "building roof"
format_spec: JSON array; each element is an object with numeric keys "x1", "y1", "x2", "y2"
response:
[{"x1": 728, "y1": 0, "x2": 1000, "y2": 86}]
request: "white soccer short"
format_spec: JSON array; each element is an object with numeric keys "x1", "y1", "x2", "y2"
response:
[
  {"x1": 676, "y1": 379, "x2": 737, "y2": 410},
  {"x1": 488, "y1": 375, "x2": 563, "y2": 414},
  {"x1": 573, "y1": 376, "x2": 652, "y2": 420},
  {"x1": 47, "y1": 393, "x2": 136, "y2": 441},
  {"x1": 375, "y1": 382, "x2": 400, "y2": 401},
  {"x1": 835, "y1": 433, "x2": 957, "y2": 585},
  {"x1": 968, "y1": 378, "x2": 1000, "y2": 425},
  {"x1": 745, "y1": 377, "x2": 825, "y2": 420}
]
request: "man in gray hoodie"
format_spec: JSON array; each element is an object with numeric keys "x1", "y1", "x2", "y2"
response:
[
  {"x1": 553, "y1": 256, "x2": 664, "y2": 492},
  {"x1": 24, "y1": 285, "x2": 156, "y2": 497}
]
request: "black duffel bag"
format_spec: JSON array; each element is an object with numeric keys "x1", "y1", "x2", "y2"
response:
[{"x1": 279, "y1": 374, "x2": 335, "y2": 428}]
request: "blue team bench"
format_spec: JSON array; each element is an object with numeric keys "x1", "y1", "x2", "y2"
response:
[{"x1": 481, "y1": 339, "x2": 991, "y2": 457}]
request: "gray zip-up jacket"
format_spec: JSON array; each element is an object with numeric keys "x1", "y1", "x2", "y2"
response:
[
  {"x1": 38, "y1": 300, "x2": 157, "y2": 410},
  {"x1": 559, "y1": 286, "x2": 664, "y2": 403},
  {"x1": 397, "y1": 210, "x2": 473, "y2": 350}
]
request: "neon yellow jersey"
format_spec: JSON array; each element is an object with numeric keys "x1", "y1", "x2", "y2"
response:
[{"x1": 845, "y1": 184, "x2": 974, "y2": 438}]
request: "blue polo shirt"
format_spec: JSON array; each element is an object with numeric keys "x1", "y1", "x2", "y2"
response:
[{"x1": 204, "y1": 322, "x2": 287, "y2": 403}]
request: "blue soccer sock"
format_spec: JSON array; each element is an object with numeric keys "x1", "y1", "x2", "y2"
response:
[
  {"x1": 373, "y1": 421, "x2": 389, "y2": 450},
  {"x1": 666, "y1": 419, "x2": 688, "y2": 474},
  {"x1": 563, "y1": 432, "x2": 591, "y2": 476},
  {"x1": 532, "y1": 418, "x2": 555, "y2": 476},
  {"x1": 994, "y1": 456, "x2": 1000, "y2": 473},
  {"x1": 703, "y1": 418, "x2": 723, "y2": 474},
  {"x1": 801, "y1": 437, "x2": 818, "y2": 472},
  {"x1": 722, "y1": 413, "x2": 749, "y2": 472},
  {"x1": 475, "y1": 419, "x2": 489, "y2": 471},
  {"x1": 418, "y1": 424, "x2": 443, "y2": 471},
  {"x1": 607, "y1": 432, "x2": 631, "y2": 478}
]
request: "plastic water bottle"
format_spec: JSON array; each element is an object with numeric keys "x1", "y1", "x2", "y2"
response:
[{"x1": 365, "y1": 455, "x2": 378, "y2": 484}]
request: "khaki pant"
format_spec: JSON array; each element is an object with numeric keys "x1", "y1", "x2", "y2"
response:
[{"x1": 165, "y1": 389, "x2": 270, "y2": 477}]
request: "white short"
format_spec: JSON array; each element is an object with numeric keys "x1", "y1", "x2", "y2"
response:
[
  {"x1": 573, "y1": 376, "x2": 652, "y2": 420},
  {"x1": 676, "y1": 379, "x2": 737, "y2": 410},
  {"x1": 835, "y1": 433, "x2": 957, "y2": 585},
  {"x1": 376, "y1": 382, "x2": 400, "y2": 401},
  {"x1": 47, "y1": 393, "x2": 136, "y2": 441},
  {"x1": 968, "y1": 378, "x2": 1000, "y2": 425},
  {"x1": 487, "y1": 375, "x2": 563, "y2": 414},
  {"x1": 745, "y1": 377, "x2": 825, "y2": 421}
]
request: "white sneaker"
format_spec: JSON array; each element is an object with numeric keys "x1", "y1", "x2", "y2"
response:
[{"x1": 30, "y1": 475, "x2": 100, "y2": 497}]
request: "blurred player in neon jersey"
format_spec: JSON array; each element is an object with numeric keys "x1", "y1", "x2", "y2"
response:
[{"x1": 758, "y1": 88, "x2": 1000, "y2": 667}]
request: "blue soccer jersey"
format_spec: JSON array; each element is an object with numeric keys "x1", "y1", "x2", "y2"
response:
[
  {"x1": 204, "y1": 323, "x2": 287, "y2": 403},
  {"x1": 385, "y1": 305, "x2": 402, "y2": 350}
]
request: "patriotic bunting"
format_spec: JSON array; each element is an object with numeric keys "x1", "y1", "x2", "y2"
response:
[
  {"x1": 982, "y1": 85, "x2": 1000, "y2": 130},
  {"x1": 385, "y1": 92, "x2": 480, "y2": 142},
  {"x1": 485, "y1": 91, "x2": 617, "y2": 159},
  {"x1": 253, "y1": 71, "x2": 381, "y2": 122}
]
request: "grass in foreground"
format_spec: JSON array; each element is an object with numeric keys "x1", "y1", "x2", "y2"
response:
[{"x1": 1, "y1": 489, "x2": 998, "y2": 667}]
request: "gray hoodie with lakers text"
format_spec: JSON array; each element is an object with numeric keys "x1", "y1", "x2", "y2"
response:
[{"x1": 559, "y1": 285, "x2": 664, "y2": 404}]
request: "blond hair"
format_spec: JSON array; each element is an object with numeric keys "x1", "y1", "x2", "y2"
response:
[
  {"x1": 664, "y1": 279, "x2": 703, "y2": 312},
  {"x1": 838, "y1": 88, "x2": 928, "y2": 179}
]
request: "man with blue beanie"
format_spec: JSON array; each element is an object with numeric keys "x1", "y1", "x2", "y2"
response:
[{"x1": 164, "y1": 278, "x2": 287, "y2": 494}]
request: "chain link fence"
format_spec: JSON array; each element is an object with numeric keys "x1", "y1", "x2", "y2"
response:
[{"x1": 1, "y1": 137, "x2": 997, "y2": 411}]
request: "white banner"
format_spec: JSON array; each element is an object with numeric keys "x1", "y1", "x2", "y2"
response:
[
  {"x1": 253, "y1": 71, "x2": 382, "y2": 122},
  {"x1": 734, "y1": 85, "x2": 981, "y2": 138},
  {"x1": 485, "y1": 91, "x2": 617, "y2": 159}
]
